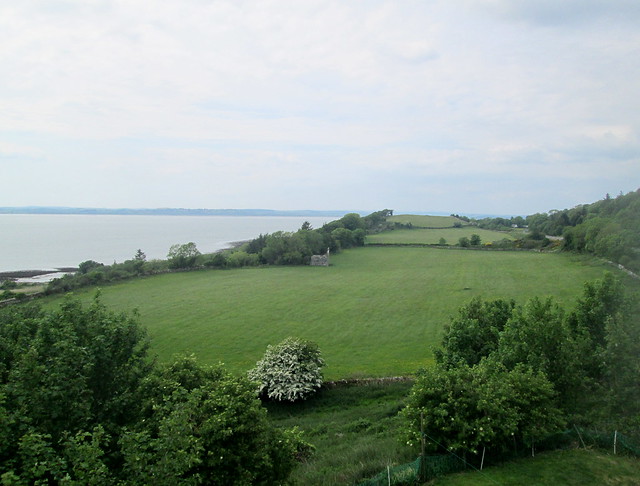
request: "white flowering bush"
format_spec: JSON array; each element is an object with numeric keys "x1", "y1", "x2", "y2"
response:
[{"x1": 248, "y1": 337, "x2": 325, "y2": 402}]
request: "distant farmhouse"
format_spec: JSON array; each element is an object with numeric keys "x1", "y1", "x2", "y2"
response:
[{"x1": 310, "y1": 248, "x2": 330, "y2": 266}]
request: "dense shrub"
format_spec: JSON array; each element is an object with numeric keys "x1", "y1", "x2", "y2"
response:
[
  {"x1": 403, "y1": 362, "x2": 564, "y2": 456},
  {"x1": 226, "y1": 251, "x2": 260, "y2": 268},
  {"x1": 167, "y1": 242, "x2": 201, "y2": 269},
  {"x1": 204, "y1": 252, "x2": 228, "y2": 268}
]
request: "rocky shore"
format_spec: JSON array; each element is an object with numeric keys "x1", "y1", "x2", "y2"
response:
[{"x1": 0, "y1": 268, "x2": 77, "y2": 281}]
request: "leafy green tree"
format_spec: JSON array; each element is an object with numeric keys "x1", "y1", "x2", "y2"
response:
[
  {"x1": 123, "y1": 355, "x2": 299, "y2": 485},
  {"x1": 61, "y1": 427, "x2": 113, "y2": 486},
  {"x1": 248, "y1": 337, "x2": 325, "y2": 402},
  {"x1": 403, "y1": 361, "x2": 563, "y2": 457},
  {"x1": 259, "y1": 231, "x2": 318, "y2": 265},
  {"x1": 602, "y1": 308, "x2": 640, "y2": 424},
  {"x1": 204, "y1": 252, "x2": 227, "y2": 269},
  {"x1": 331, "y1": 227, "x2": 355, "y2": 249},
  {"x1": 226, "y1": 251, "x2": 259, "y2": 268},
  {"x1": 363, "y1": 209, "x2": 393, "y2": 231},
  {"x1": 470, "y1": 234, "x2": 481, "y2": 246},
  {"x1": 567, "y1": 273, "x2": 624, "y2": 349},
  {"x1": 0, "y1": 298, "x2": 150, "y2": 482},
  {"x1": 0, "y1": 302, "x2": 303, "y2": 484},
  {"x1": 566, "y1": 274, "x2": 639, "y2": 424},
  {"x1": 435, "y1": 298, "x2": 515, "y2": 369},
  {"x1": 352, "y1": 228, "x2": 366, "y2": 246},
  {"x1": 78, "y1": 260, "x2": 104, "y2": 274},
  {"x1": 129, "y1": 249, "x2": 147, "y2": 274},
  {"x1": 167, "y1": 242, "x2": 201, "y2": 269},
  {"x1": 340, "y1": 213, "x2": 365, "y2": 231},
  {"x1": 495, "y1": 297, "x2": 585, "y2": 412},
  {"x1": 458, "y1": 236, "x2": 470, "y2": 247},
  {"x1": 245, "y1": 233, "x2": 268, "y2": 254}
]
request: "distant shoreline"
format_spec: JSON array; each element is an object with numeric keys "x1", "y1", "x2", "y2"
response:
[
  {"x1": 0, "y1": 268, "x2": 78, "y2": 280},
  {"x1": 0, "y1": 241, "x2": 250, "y2": 282},
  {"x1": 0, "y1": 207, "x2": 351, "y2": 217}
]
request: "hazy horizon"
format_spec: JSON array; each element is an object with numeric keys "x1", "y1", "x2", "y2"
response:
[{"x1": 0, "y1": 205, "x2": 530, "y2": 219}]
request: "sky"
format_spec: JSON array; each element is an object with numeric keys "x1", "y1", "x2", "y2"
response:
[{"x1": 1, "y1": 0, "x2": 639, "y2": 216}]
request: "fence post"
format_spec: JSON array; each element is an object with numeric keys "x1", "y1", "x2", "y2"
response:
[
  {"x1": 614, "y1": 431, "x2": 618, "y2": 455},
  {"x1": 574, "y1": 424, "x2": 587, "y2": 449},
  {"x1": 419, "y1": 413, "x2": 426, "y2": 482},
  {"x1": 531, "y1": 440, "x2": 535, "y2": 458}
]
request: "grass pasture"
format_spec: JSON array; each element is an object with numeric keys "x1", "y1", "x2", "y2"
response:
[
  {"x1": 387, "y1": 214, "x2": 462, "y2": 228},
  {"x1": 432, "y1": 449, "x2": 640, "y2": 486},
  {"x1": 267, "y1": 381, "x2": 415, "y2": 485},
  {"x1": 366, "y1": 227, "x2": 515, "y2": 246},
  {"x1": 49, "y1": 246, "x2": 620, "y2": 380}
]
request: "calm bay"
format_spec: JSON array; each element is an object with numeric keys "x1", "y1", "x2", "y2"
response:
[{"x1": 0, "y1": 214, "x2": 335, "y2": 274}]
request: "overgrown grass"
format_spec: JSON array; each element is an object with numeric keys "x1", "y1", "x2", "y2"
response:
[
  {"x1": 44, "y1": 247, "x2": 626, "y2": 379},
  {"x1": 266, "y1": 381, "x2": 415, "y2": 486},
  {"x1": 366, "y1": 227, "x2": 516, "y2": 245},
  {"x1": 431, "y1": 449, "x2": 640, "y2": 485},
  {"x1": 387, "y1": 214, "x2": 462, "y2": 228}
]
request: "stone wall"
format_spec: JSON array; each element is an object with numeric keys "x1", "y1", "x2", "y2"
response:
[{"x1": 310, "y1": 254, "x2": 329, "y2": 266}]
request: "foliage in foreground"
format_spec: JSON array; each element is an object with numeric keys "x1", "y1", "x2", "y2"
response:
[
  {"x1": 0, "y1": 298, "x2": 301, "y2": 485},
  {"x1": 248, "y1": 337, "x2": 325, "y2": 402},
  {"x1": 403, "y1": 273, "x2": 640, "y2": 462}
]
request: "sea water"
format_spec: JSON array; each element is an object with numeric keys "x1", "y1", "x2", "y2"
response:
[{"x1": 0, "y1": 214, "x2": 334, "y2": 274}]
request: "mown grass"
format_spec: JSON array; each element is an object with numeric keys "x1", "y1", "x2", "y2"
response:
[
  {"x1": 366, "y1": 227, "x2": 516, "y2": 245},
  {"x1": 46, "y1": 246, "x2": 623, "y2": 380},
  {"x1": 387, "y1": 214, "x2": 462, "y2": 227},
  {"x1": 266, "y1": 381, "x2": 416, "y2": 486},
  {"x1": 431, "y1": 449, "x2": 640, "y2": 485}
]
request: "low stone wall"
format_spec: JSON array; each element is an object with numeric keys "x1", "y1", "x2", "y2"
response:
[{"x1": 310, "y1": 254, "x2": 329, "y2": 266}]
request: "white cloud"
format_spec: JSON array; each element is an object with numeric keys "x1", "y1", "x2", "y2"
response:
[{"x1": 0, "y1": 0, "x2": 638, "y2": 213}]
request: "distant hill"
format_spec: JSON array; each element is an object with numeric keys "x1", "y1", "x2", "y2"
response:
[{"x1": 0, "y1": 207, "x2": 351, "y2": 217}]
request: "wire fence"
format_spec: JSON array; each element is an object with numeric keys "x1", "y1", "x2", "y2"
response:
[{"x1": 357, "y1": 427, "x2": 640, "y2": 486}]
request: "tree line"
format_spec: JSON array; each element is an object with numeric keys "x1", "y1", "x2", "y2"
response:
[{"x1": 477, "y1": 189, "x2": 640, "y2": 272}]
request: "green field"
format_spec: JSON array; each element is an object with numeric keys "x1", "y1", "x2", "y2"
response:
[
  {"x1": 387, "y1": 214, "x2": 462, "y2": 227},
  {"x1": 366, "y1": 227, "x2": 515, "y2": 245},
  {"x1": 50, "y1": 247, "x2": 621, "y2": 380},
  {"x1": 432, "y1": 449, "x2": 640, "y2": 485},
  {"x1": 267, "y1": 381, "x2": 415, "y2": 485}
]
